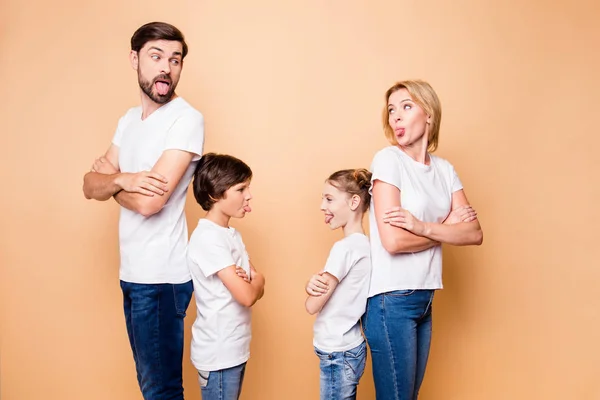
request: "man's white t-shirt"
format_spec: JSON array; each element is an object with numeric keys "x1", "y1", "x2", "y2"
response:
[
  {"x1": 368, "y1": 146, "x2": 463, "y2": 297},
  {"x1": 112, "y1": 97, "x2": 204, "y2": 284},
  {"x1": 187, "y1": 219, "x2": 252, "y2": 371},
  {"x1": 313, "y1": 233, "x2": 371, "y2": 353}
]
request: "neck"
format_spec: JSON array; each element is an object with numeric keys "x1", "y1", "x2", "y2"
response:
[
  {"x1": 205, "y1": 208, "x2": 231, "y2": 228},
  {"x1": 140, "y1": 91, "x2": 178, "y2": 120},
  {"x1": 399, "y1": 138, "x2": 429, "y2": 165},
  {"x1": 343, "y1": 214, "x2": 365, "y2": 237}
]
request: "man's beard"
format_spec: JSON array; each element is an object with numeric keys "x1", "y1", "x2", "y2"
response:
[{"x1": 138, "y1": 72, "x2": 177, "y2": 104}]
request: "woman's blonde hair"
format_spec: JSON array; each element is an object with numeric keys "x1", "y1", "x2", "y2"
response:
[{"x1": 382, "y1": 80, "x2": 442, "y2": 152}]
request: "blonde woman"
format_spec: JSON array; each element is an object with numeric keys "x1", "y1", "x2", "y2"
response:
[{"x1": 363, "y1": 80, "x2": 483, "y2": 399}]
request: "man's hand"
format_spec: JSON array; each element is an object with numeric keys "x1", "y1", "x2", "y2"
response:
[{"x1": 114, "y1": 172, "x2": 169, "y2": 197}]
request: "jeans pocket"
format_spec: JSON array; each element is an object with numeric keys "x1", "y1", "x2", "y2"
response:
[
  {"x1": 198, "y1": 370, "x2": 210, "y2": 388},
  {"x1": 314, "y1": 347, "x2": 332, "y2": 361},
  {"x1": 385, "y1": 289, "x2": 416, "y2": 297},
  {"x1": 172, "y1": 281, "x2": 193, "y2": 317},
  {"x1": 344, "y1": 342, "x2": 367, "y2": 383}
]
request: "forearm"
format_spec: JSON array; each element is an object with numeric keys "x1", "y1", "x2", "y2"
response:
[
  {"x1": 421, "y1": 221, "x2": 483, "y2": 246},
  {"x1": 305, "y1": 294, "x2": 328, "y2": 315},
  {"x1": 384, "y1": 228, "x2": 440, "y2": 254},
  {"x1": 83, "y1": 172, "x2": 122, "y2": 201},
  {"x1": 113, "y1": 191, "x2": 163, "y2": 217},
  {"x1": 247, "y1": 274, "x2": 265, "y2": 306}
]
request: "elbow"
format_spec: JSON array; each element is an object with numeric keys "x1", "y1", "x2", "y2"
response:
[
  {"x1": 474, "y1": 229, "x2": 483, "y2": 246},
  {"x1": 381, "y1": 237, "x2": 399, "y2": 254},
  {"x1": 138, "y1": 202, "x2": 164, "y2": 218},
  {"x1": 82, "y1": 176, "x2": 93, "y2": 200},
  {"x1": 305, "y1": 301, "x2": 319, "y2": 315},
  {"x1": 239, "y1": 295, "x2": 258, "y2": 308},
  {"x1": 83, "y1": 186, "x2": 92, "y2": 200}
]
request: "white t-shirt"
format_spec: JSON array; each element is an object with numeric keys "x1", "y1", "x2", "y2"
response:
[
  {"x1": 313, "y1": 233, "x2": 371, "y2": 353},
  {"x1": 112, "y1": 97, "x2": 205, "y2": 284},
  {"x1": 368, "y1": 146, "x2": 463, "y2": 296},
  {"x1": 187, "y1": 219, "x2": 252, "y2": 371}
]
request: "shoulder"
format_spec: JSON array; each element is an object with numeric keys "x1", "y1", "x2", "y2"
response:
[
  {"x1": 118, "y1": 106, "x2": 141, "y2": 125},
  {"x1": 371, "y1": 146, "x2": 401, "y2": 168},
  {"x1": 430, "y1": 154, "x2": 455, "y2": 172},
  {"x1": 190, "y1": 221, "x2": 229, "y2": 246},
  {"x1": 347, "y1": 234, "x2": 371, "y2": 259},
  {"x1": 170, "y1": 98, "x2": 204, "y2": 122}
]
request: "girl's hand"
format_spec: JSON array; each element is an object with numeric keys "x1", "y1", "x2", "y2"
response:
[
  {"x1": 306, "y1": 271, "x2": 329, "y2": 296},
  {"x1": 383, "y1": 207, "x2": 426, "y2": 235},
  {"x1": 236, "y1": 266, "x2": 250, "y2": 282},
  {"x1": 444, "y1": 205, "x2": 478, "y2": 224}
]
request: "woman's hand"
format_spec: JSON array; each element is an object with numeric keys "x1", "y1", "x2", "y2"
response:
[
  {"x1": 383, "y1": 207, "x2": 426, "y2": 235},
  {"x1": 444, "y1": 205, "x2": 478, "y2": 224}
]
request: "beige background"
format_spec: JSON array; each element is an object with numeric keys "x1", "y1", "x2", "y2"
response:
[{"x1": 1, "y1": 0, "x2": 599, "y2": 399}]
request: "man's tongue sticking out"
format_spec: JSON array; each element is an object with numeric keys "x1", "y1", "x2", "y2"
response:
[{"x1": 155, "y1": 81, "x2": 169, "y2": 96}]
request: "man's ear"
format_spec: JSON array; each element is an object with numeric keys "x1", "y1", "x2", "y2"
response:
[{"x1": 130, "y1": 50, "x2": 139, "y2": 71}]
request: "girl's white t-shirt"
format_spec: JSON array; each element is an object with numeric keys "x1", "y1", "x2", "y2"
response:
[
  {"x1": 187, "y1": 219, "x2": 251, "y2": 371},
  {"x1": 313, "y1": 233, "x2": 371, "y2": 352},
  {"x1": 368, "y1": 146, "x2": 463, "y2": 297}
]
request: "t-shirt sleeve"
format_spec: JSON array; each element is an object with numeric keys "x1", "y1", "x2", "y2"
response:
[
  {"x1": 189, "y1": 232, "x2": 235, "y2": 278},
  {"x1": 111, "y1": 113, "x2": 131, "y2": 147},
  {"x1": 450, "y1": 165, "x2": 464, "y2": 193},
  {"x1": 370, "y1": 149, "x2": 402, "y2": 192},
  {"x1": 164, "y1": 111, "x2": 205, "y2": 161},
  {"x1": 323, "y1": 242, "x2": 354, "y2": 282}
]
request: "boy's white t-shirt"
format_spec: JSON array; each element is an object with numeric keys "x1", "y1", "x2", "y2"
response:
[
  {"x1": 368, "y1": 146, "x2": 463, "y2": 297},
  {"x1": 112, "y1": 97, "x2": 205, "y2": 284},
  {"x1": 187, "y1": 218, "x2": 252, "y2": 371},
  {"x1": 313, "y1": 233, "x2": 371, "y2": 353}
]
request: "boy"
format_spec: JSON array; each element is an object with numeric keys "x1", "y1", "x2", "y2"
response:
[{"x1": 187, "y1": 153, "x2": 265, "y2": 400}]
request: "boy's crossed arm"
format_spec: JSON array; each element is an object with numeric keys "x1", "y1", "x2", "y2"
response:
[{"x1": 218, "y1": 262, "x2": 265, "y2": 308}]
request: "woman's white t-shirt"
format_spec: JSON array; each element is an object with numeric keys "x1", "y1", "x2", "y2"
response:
[
  {"x1": 313, "y1": 233, "x2": 371, "y2": 352},
  {"x1": 368, "y1": 146, "x2": 463, "y2": 297},
  {"x1": 187, "y1": 219, "x2": 251, "y2": 371}
]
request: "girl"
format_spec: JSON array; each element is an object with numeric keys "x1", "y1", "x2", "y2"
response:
[
  {"x1": 364, "y1": 80, "x2": 483, "y2": 399},
  {"x1": 187, "y1": 153, "x2": 266, "y2": 400},
  {"x1": 305, "y1": 169, "x2": 372, "y2": 400}
]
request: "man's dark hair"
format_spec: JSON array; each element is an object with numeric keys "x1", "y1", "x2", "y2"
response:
[
  {"x1": 193, "y1": 153, "x2": 253, "y2": 211},
  {"x1": 131, "y1": 22, "x2": 188, "y2": 59}
]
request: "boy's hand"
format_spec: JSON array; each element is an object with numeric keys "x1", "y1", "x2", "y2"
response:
[
  {"x1": 236, "y1": 266, "x2": 250, "y2": 282},
  {"x1": 306, "y1": 271, "x2": 329, "y2": 296}
]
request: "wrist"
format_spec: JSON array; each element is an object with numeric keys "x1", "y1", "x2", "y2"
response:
[{"x1": 421, "y1": 222, "x2": 432, "y2": 237}]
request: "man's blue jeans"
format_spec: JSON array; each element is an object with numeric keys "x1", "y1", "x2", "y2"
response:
[
  {"x1": 121, "y1": 280, "x2": 194, "y2": 400},
  {"x1": 363, "y1": 290, "x2": 435, "y2": 400}
]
